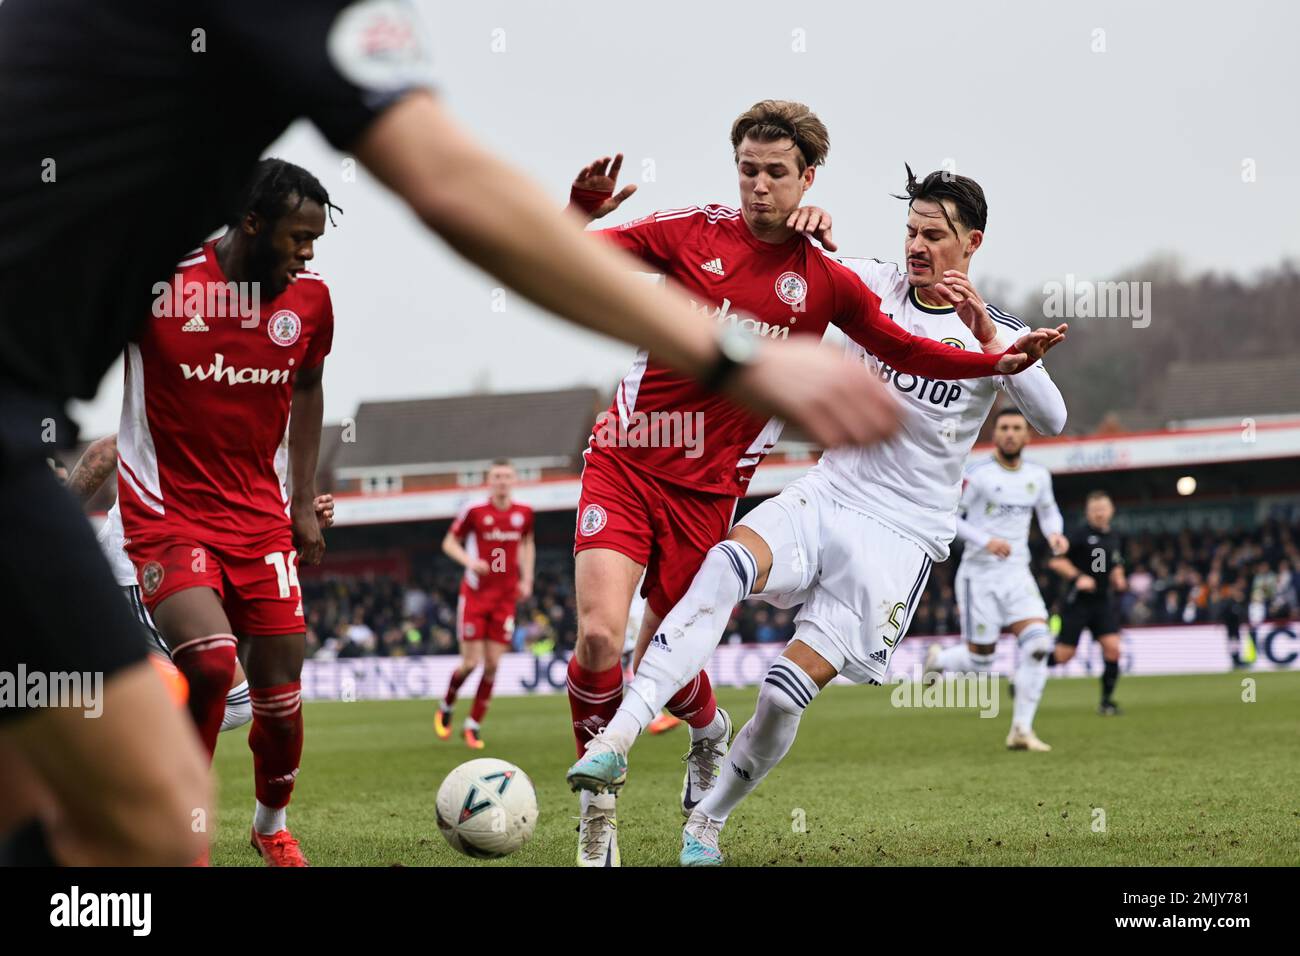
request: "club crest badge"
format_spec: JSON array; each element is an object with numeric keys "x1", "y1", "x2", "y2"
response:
[
  {"x1": 775, "y1": 271, "x2": 807, "y2": 306},
  {"x1": 579, "y1": 504, "x2": 608, "y2": 536},
  {"x1": 140, "y1": 561, "x2": 164, "y2": 596},
  {"x1": 267, "y1": 309, "x2": 302, "y2": 347}
]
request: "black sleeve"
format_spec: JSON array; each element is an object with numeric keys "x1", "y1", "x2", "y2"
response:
[{"x1": 213, "y1": 0, "x2": 436, "y2": 151}]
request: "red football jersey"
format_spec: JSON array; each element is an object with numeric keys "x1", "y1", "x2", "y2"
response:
[
  {"x1": 116, "y1": 239, "x2": 333, "y2": 550},
  {"x1": 592, "y1": 205, "x2": 1004, "y2": 496},
  {"x1": 450, "y1": 499, "x2": 535, "y2": 598}
]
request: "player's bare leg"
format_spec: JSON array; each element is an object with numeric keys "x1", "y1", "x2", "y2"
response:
[
  {"x1": 437, "y1": 639, "x2": 483, "y2": 740},
  {"x1": 0, "y1": 659, "x2": 210, "y2": 866},
  {"x1": 1006, "y1": 618, "x2": 1054, "y2": 751},
  {"x1": 1096, "y1": 632, "x2": 1123, "y2": 715},
  {"x1": 241, "y1": 631, "x2": 309, "y2": 866},
  {"x1": 568, "y1": 547, "x2": 642, "y2": 867},
  {"x1": 682, "y1": 636, "x2": 835, "y2": 865},
  {"x1": 464, "y1": 639, "x2": 506, "y2": 749},
  {"x1": 152, "y1": 587, "x2": 239, "y2": 762}
]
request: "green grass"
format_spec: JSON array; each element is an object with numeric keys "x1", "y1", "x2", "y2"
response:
[{"x1": 210, "y1": 671, "x2": 1300, "y2": 866}]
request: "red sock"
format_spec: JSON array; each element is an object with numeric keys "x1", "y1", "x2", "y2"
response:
[
  {"x1": 170, "y1": 634, "x2": 238, "y2": 759},
  {"x1": 469, "y1": 676, "x2": 495, "y2": 723},
  {"x1": 249, "y1": 681, "x2": 303, "y2": 811},
  {"x1": 666, "y1": 669, "x2": 718, "y2": 729},
  {"x1": 443, "y1": 668, "x2": 469, "y2": 710},
  {"x1": 566, "y1": 657, "x2": 623, "y2": 758}
]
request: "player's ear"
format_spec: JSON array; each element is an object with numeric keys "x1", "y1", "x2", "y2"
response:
[
  {"x1": 241, "y1": 212, "x2": 262, "y2": 237},
  {"x1": 802, "y1": 166, "x2": 816, "y2": 192},
  {"x1": 965, "y1": 228, "x2": 984, "y2": 257}
]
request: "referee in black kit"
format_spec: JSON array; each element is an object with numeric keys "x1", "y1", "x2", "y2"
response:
[
  {"x1": 1048, "y1": 491, "x2": 1129, "y2": 714},
  {"x1": 0, "y1": 0, "x2": 895, "y2": 865}
]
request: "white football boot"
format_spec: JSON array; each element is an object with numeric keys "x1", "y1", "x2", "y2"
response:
[
  {"x1": 680, "y1": 708, "x2": 732, "y2": 818},
  {"x1": 1005, "y1": 723, "x2": 1052, "y2": 752},
  {"x1": 576, "y1": 792, "x2": 620, "y2": 867}
]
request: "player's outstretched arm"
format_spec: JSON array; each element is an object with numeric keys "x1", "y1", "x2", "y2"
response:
[
  {"x1": 567, "y1": 154, "x2": 638, "y2": 223},
  {"x1": 289, "y1": 364, "x2": 326, "y2": 565},
  {"x1": 66, "y1": 433, "x2": 118, "y2": 503},
  {"x1": 353, "y1": 93, "x2": 898, "y2": 449}
]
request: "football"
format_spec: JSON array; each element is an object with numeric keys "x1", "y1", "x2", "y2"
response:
[{"x1": 435, "y1": 758, "x2": 538, "y2": 859}]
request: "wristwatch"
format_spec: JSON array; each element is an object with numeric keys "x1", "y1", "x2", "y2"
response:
[{"x1": 700, "y1": 323, "x2": 760, "y2": 392}]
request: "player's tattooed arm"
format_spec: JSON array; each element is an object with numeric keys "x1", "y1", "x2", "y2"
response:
[
  {"x1": 289, "y1": 364, "x2": 326, "y2": 565},
  {"x1": 66, "y1": 433, "x2": 118, "y2": 503},
  {"x1": 568, "y1": 154, "x2": 638, "y2": 223}
]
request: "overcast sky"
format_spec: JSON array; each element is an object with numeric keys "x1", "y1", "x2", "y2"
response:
[{"x1": 71, "y1": 0, "x2": 1299, "y2": 438}]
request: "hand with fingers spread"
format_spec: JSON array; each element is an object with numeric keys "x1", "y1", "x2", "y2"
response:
[
  {"x1": 992, "y1": 324, "x2": 1069, "y2": 374},
  {"x1": 569, "y1": 153, "x2": 638, "y2": 222},
  {"x1": 786, "y1": 205, "x2": 836, "y2": 251}
]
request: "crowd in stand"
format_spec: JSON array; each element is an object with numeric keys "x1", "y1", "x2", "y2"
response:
[{"x1": 301, "y1": 519, "x2": 1300, "y2": 658}]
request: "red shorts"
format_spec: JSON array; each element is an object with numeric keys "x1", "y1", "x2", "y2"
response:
[
  {"x1": 574, "y1": 448, "x2": 737, "y2": 620},
  {"x1": 126, "y1": 531, "x2": 305, "y2": 637},
  {"x1": 457, "y1": 589, "x2": 516, "y2": 645}
]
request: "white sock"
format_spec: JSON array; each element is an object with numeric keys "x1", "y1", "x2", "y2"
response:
[
  {"x1": 1012, "y1": 623, "x2": 1053, "y2": 731},
  {"x1": 697, "y1": 657, "x2": 818, "y2": 823},
  {"x1": 690, "y1": 708, "x2": 727, "y2": 743},
  {"x1": 220, "y1": 680, "x2": 252, "y2": 732},
  {"x1": 935, "y1": 643, "x2": 973, "y2": 672},
  {"x1": 253, "y1": 801, "x2": 286, "y2": 835},
  {"x1": 615, "y1": 541, "x2": 758, "y2": 751},
  {"x1": 464, "y1": 717, "x2": 480, "y2": 731}
]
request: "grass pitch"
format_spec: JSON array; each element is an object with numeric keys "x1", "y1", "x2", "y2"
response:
[{"x1": 210, "y1": 671, "x2": 1299, "y2": 866}]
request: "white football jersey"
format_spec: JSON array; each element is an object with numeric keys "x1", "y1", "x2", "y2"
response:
[
  {"x1": 96, "y1": 501, "x2": 139, "y2": 588},
  {"x1": 956, "y1": 455, "x2": 1063, "y2": 570},
  {"x1": 812, "y1": 258, "x2": 1053, "y2": 562}
]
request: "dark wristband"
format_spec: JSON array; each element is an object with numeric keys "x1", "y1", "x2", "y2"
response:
[{"x1": 569, "y1": 185, "x2": 612, "y2": 216}]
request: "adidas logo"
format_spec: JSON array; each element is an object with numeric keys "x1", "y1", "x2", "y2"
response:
[
  {"x1": 650, "y1": 633, "x2": 671, "y2": 652},
  {"x1": 181, "y1": 315, "x2": 209, "y2": 332},
  {"x1": 869, "y1": 649, "x2": 888, "y2": 664},
  {"x1": 700, "y1": 258, "x2": 724, "y2": 276}
]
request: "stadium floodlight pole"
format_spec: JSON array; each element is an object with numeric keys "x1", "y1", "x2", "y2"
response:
[{"x1": 352, "y1": 93, "x2": 901, "y2": 451}]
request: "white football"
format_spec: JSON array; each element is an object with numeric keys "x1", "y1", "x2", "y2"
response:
[{"x1": 436, "y1": 758, "x2": 538, "y2": 859}]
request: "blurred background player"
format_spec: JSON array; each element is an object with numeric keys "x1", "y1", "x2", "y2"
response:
[
  {"x1": 924, "y1": 408, "x2": 1069, "y2": 751},
  {"x1": 567, "y1": 166, "x2": 1069, "y2": 865},
  {"x1": 116, "y1": 160, "x2": 337, "y2": 866},
  {"x1": 564, "y1": 105, "x2": 1047, "y2": 866},
  {"x1": 436, "y1": 460, "x2": 534, "y2": 749},
  {"x1": 1049, "y1": 491, "x2": 1129, "y2": 715}
]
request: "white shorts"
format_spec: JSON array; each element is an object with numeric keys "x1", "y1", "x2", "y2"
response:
[
  {"x1": 954, "y1": 563, "x2": 1049, "y2": 645},
  {"x1": 739, "y1": 473, "x2": 933, "y2": 686}
]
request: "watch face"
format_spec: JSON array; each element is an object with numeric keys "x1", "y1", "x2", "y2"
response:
[{"x1": 719, "y1": 324, "x2": 760, "y2": 363}]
